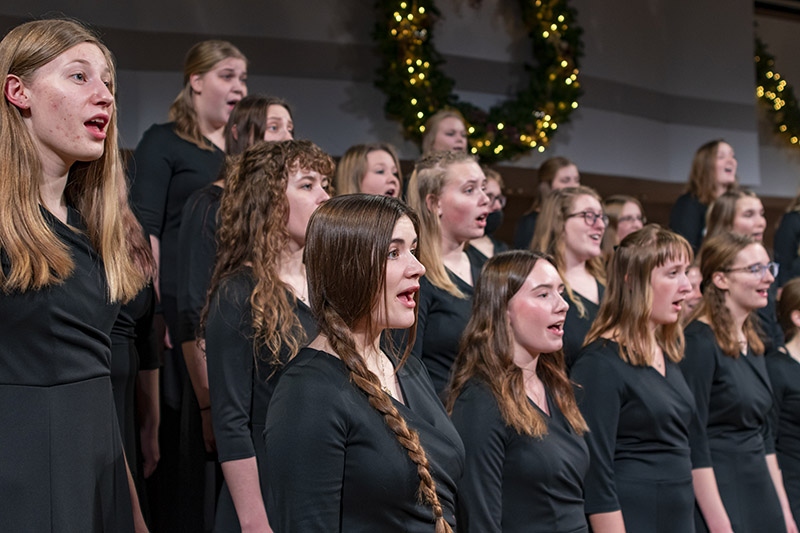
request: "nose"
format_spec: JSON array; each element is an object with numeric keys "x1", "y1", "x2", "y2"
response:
[
  {"x1": 317, "y1": 185, "x2": 330, "y2": 204},
  {"x1": 764, "y1": 267, "x2": 775, "y2": 283},
  {"x1": 555, "y1": 291, "x2": 569, "y2": 314},
  {"x1": 407, "y1": 254, "x2": 426, "y2": 278},
  {"x1": 678, "y1": 272, "x2": 692, "y2": 294},
  {"x1": 234, "y1": 76, "x2": 247, "y2": 96},
  {"x1": 93, "y1": 80, "x2": 113, "y2": 108}
]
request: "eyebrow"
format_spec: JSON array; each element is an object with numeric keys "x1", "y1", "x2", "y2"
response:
[
  {"x1": 66, "y1": 58, "x2": 110, "y2": 75},
  {"x1": 531, "y1": 283, "x2": 564, "y2": 291},
  {"x1": 390, "y1": 237, "x2": 418, "y2": 245}
]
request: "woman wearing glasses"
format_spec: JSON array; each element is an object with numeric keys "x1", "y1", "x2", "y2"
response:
[
  {"x1": 469, "y1": 166, "x2": 509, "y2": 260},
  {"x1": 681, "y1": 232, "x2": 796, "y2": 533},
  {"x1": 602, "y1": 195, "x2": 646, "y2": 256},
  {"x1": 530, "y1": 186, "x2": 606, "y2": 368}
]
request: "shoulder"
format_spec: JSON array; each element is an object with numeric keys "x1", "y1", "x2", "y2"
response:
[
  {"x1": 683, "y1": 320, "x2": 715, "y2": 345},
  {"x1": 451, "y1": 379, "x2": 505, "y2": 429},
  {"x1": 138, "y1": 122, "x2": 179, "y2": 143},
  {"x1": 572, "y1": 340, "x2": 625, "y2": 380},
  {"x1": 279, "y1": 348, "x2": 351, "y2": 393}
]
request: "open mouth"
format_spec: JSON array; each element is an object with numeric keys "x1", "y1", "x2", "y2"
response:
[
  {"x1": 589, "y1": 233, "x2": 602, "y2": 243},
  {"x1": 547, "y1": 321, "x2": 564, "y2": 336},
  {"x1": 85, "y1": 116, "x2": 108, "y2": 139},
  {"x1": 384, "y1": 188, "x2": 397, "y2": 197},
  {"x1": 752, "y1": 232, "x2": 764, "y2": 241},
  {"x1": 476, "y1": 212, "x2": 488, "y2": 227},
  {"x1": 756, "y1": 289, "x2": 769, "y2": 297},
  {"x1": 672, "y1": 298, "x2": 684, "y2": 312},
  {"x1": 397, "y1": 286, "x2": 419, "y2": 308}
]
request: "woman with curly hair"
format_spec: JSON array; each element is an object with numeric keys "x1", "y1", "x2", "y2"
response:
[
  {"x1": 681, "y1": 232, "x2": 796, "y2": 533},
  {"x1": 203, "y1": 140, "x2": 333, "y2": 532},
  {"x1": 571, "y1": 225, "x2": 696, "y2": 532},
  {"x1": 265, "y1": 194, "x2": 463, "y2": 532},
  {"x1": 447, "y1": 250, "x2": 589, "y2": 532}
]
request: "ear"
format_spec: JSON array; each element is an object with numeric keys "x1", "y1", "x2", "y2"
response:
[
  {"x1": 189, "y1": 72, "x2": 204, "y2": 94},
  {"x1": 425, "y1": 193, "x2": 441, "y2": 217},
  {"x1": 4, "y1": 74, "x2": 30, "y2": 110},
  {"x1": 791, "y1": 309, "x2": 800, "y2": 330},
  {"x1": 711, "y1": 271, "x2": 729, "y2": 291},
  {"x1": 230, "y1": 123, "x2": 239, "y2": 141}
]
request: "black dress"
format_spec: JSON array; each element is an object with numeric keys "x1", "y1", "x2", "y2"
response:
[
  {"x1": 669, "y1": 192, "x2": 707, "y2": 253},
  {"x1": 766, "y1": 349, "x2": 800, "y2": 522},
  {"x1": 571, "y1": 339, "x2": 696, "y2": 533},
  {"x1": 450, "y1": 378, "x2": 589, "y2": 533},
  {"x1": 0, "y1": 207, "x2": 133, "y2": 532},
  {"x1": 775, "y1": 210, "x2": 800, "y2": 287},
  {"x1": 563, "y1": 280, "x2": 604, "y2": 369},
  {"x1": 513, "y1": 210, "x2": 538, "y2": 250},
  {"x1": 177, "y1": 183, "x2": 223, "y2": 344},
  {"x1": 264, "y1": 348, "x2": 465, "y2": 532},
  {"x1": 206, "y1": 270, "x2": 316, "y2": 532},
  {"x1": 680, "y1": 320, "x2": 785, "y2": 533}
]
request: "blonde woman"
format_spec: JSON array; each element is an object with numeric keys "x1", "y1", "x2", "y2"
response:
[
  {"x1": 602, "y1": 194, "x2": 645, "y2": 255},
  {"x1": 421, "y1": 109, "x2": 468, "y2": 154},
  {"x1": 334, "y1": 142, "x2": 402, "y2": 198}
]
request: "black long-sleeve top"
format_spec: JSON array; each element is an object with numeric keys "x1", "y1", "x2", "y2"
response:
[
  {"x1": 264, "y1": 347, "x2": 465, "y2": 532},
  {"x1": 767, "y1": 349, "x2": 800, "y2": 520},
  {"x1": 571, "y1": 339, "x2": 696, "y2": 517},
  {"x1": 563, "y1": 281, "x2": 604, "y2": 370},
  {"x1": 176, "y1": 183, "x2": 223, "y2": 343},
  {"x1": 411, "y1": 247, "x2": 486, "y2": 395},
  {"x1": 129, "y1": 123, "x2": 224, "y2": 299},
  {"x1": 450, "y1": 378, "x2": 589, "y2": 533},
  {"x1": 513, "y1": 211, "x2": 539, "y2": 250},
  {"x1": 669, "y1": 192, "x2": 707, "y2": 253},
  {"x1": 774, "y1": 210, "x2": 800, "y2": 287}
]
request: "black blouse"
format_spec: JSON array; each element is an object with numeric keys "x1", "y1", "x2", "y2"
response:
[
  {"x1": 571, "y1": 339, "x2": 696, "y2": 516},
  {"x1": 411, "y1": 247, "x2": 486, "y2": 395},
  {"x1": 264, "y1": 348, "x2": 465, "y2": 532},
  {"x1": 774, "y1": 210, "x2": 800, "y2": 287},
  {"x1": 176, "y1": 183, "x2": 223, "y2": 344},
  {"x1": 513, "y1": 210, "x2": 538, "y2": 250},
  {"x1": 129, "y1": 123, "x2": 224, "y2": 299},
  {"x1": 767, "y1": 349, "x2": 800, "y2": 520},
  {"x1": 669, "y1": 192, "x2": 707, "y2": 253},
  {"x1": 563, "y1": 281, "x2": 604, "y2": 370},
  {"x1": 451, "y1": 378, "x2": 588, "y2": 533}
]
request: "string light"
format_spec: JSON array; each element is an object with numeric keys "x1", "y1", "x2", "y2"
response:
[{"x1": 755, "y1": 37, "x2": 800, "y2": 150}]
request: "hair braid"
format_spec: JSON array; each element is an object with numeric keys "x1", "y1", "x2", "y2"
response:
[{"x1": 322, "y1": 314, "x2": 451, "y2": 533}]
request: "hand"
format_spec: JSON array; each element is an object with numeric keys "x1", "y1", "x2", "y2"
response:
[
  {"x1": 140, "y1": 424, "x2": 160, "y2": 478},
  {"x1": 785, "y1": 515, "x2": 798, "y2": 533},
  {"x1": 200, "y1": 408, "x2": 217, "y2": 453}
]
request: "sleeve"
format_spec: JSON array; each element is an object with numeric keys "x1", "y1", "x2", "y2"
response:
[
  {"x1": 450, "y1": 384, "x2": 506, "y2": 533},
  {"x1": 774, "y1": 212, "x2": 800, "y2": 287},
  {"x1": 206, "y1": 281, "x2": 257, "y2": 463},
  {"x1": 669, "y1": 194, "x2": 705, "y2": 253},
  {"x1": 134, "y1": 283, "x2": 161, "y2": 370},
  {"x1": 513, "y1": 212, "x2": 537, "y2": 250},
  {"x1": 678, "y1": 326, "x2": 717, "y2": 468},
  {"x1": 129, "y1": 125, "x2": 174, "y2": 238},
  {"x1": 570, "y1": 351, "x2": 625, "y2": 514},
  {"x1": 765, "y1": 355, "x2": 785, "y2": 455},
  {"x1": 264, "y1": 364, "x2": 348, "y2": 532},
  {"x1": 177, "y1": 193, "x2": 218, "y2": 343}
]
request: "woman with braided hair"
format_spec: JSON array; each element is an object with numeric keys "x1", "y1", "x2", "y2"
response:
[{"x1": 265, "y1": 194, "x2": 464, "y2": 532}]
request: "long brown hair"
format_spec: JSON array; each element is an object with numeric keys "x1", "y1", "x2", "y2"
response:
[
  {"x1": 202, "y1": 140, "x2": 334, "y2": 364},
  {"x1": 0, "y1": 19, "x2": 144, "y2": 301},
  {"x1": 705, "y1": 188, "x2": 760, "y2": 241},
  {"x1": 407, "y1": 150, "x2": 480, "y2": 298},
  {"x1": 686, "y1": 139, "x2": 737, "y2": 205},
  {"x1": 524, "y1": 156, "x2": 577, "y2": 214},
  {"x1": 446, "y1": 250, "x2": 587, "y2": 437},
  {"x1": 688, "y1": 232, "x2": 765, "y2": 357},
  {"x1": 334, "y1": 142, "x2": 403, "y2": 196},
  {"x1": 530, "y1": 185, "x2": 606, "y2": 316},
  {"x1": 223, "y1": 94, "x2": 292, "y2": 158},
  {"x1": 305, "y1": 194, "x2": 452, "y2": 533},
  {"x1": 586, "y1": 225, "x2": 693, "y2": 365},
  {"x1": 169, "y1": 40, "x2": 247, "y2": 150}
]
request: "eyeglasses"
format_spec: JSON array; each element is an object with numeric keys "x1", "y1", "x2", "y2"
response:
[
  {"x1": 618, "y1": 214, "x2": 646, "y2": 224},
  {"x1": 724, "y1": 262, "x2": 779, "y2": 279},
  {"x1": 486, "y1": 193, "x2": 507, "y2": 209},
  {"x1": 567, "y1": 211, "x2": 609, "y2": 227}
]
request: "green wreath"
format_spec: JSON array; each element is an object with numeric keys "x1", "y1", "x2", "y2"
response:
[
  {"x1": 755, "y1": 38, "x2": 800, "y2": 148},
  {"x1": 374, "y1": 0, "x2": 584, "y2": 163}
]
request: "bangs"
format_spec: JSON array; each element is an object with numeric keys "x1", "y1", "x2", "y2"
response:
[{"x1": 654, "y1": 233, "x2": 693, "y2": 268}]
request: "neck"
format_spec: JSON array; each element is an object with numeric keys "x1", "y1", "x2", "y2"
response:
[
  {"x1": 279, "y1": 244, "x2": 304, "y2": 276},
  {"x1": 39, "y1": 164, "x2": 71, "y2": 223},
  {"x1": 725, "y1": 301, "x2": 749, "y2": 337},
  {"x1": 563, "y1": 247, "x2": 588, "y2": 273},
  {"x1": 197, "y1": 115, "x2": 225, "y2": 151},
  {"x1": 785, "y1": 335, "x2": 800, "y2": 362},
  {"x1": 440, "y1": 232, "x2": 466, "y2": 265},
  {"x1": 512, "y1": 344, "x2": 540, "y2": 377},
  {"x1": 351, "y1": 328, "x2": 383, "y2": 364}
]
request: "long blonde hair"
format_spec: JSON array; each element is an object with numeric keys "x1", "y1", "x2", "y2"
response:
[
  {"x1": 169, "y1": 40, "x2": 247, "y2": 150},
  {"x1": 0, "y1": 19, "x2": 144, "y2": 301},
  {"x1": 334, "y1": 143, "x2": 402, "y2": 196},
  {"x1": 421, "y1": 109, "x2": 467, "y2": 155},
  {"x1": 530, "y1": 186, "x2": 606, "y2": 316},
  {"x1": 586, "y1": 225, "x2": 693, "y2": 365},
  {"x1": 406, "y1": 150, "x2": 478, "y2": 298},
  {"x1": 446, "y1": 251, "x2": 587, "y2": 437}
]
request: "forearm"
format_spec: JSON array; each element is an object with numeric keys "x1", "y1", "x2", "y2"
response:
[
  {"x1": 182, "y1": 339, "x2": 210, "y2": 408},
  {"x1": 148, "y1": 235, "x2": 161, "y2": 302},
  {"x1": 588, "y1": 511, "x2": 626, "y2": 533},
  {"x1": 124, "y1": 452, "x2": 149, "y2": 532},
  {"x1": 692, "y1": 467, "x2": 733, "y2": 533},
  {"x1": 136, "y1": 369, "x2": 160, "y2": 433},
  {"x1": 767, "y1": 453, "x2": 798, "y2": 532},
  {"x1": 221, "y1": 457, "x2": 271, "y2": 532}
]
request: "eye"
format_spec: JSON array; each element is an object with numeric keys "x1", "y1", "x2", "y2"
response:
[
  {"x1": 465, "y1": 186, "x2": 474, "y2": 194},
  {"x1": 388, "y1": 248, "x2": 400, "y2": 259},
  {"x1": 71, "y1": 72, "x2": 86, "y2": 82},
  {"x1": 410, "y1": 247, "x2": 418, "y2": 257},
  {"x1": 321, "y1": 180, "x2": 331, "y2": 192}
]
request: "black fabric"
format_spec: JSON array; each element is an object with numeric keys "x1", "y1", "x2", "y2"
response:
[
  {"x1": 563, "y1": 280, "x2": 604, "y2": 370},
  {"x1": 0, "y1": 206, "x2": 133, "y2": 532},
  {"x1": 206, "y1": 270, "x2": 316, "y2": 532},
  {"x1": 264, "y1": 348, "x2": 464, "y2": 532},
  {"x1": 669, "y1": 192, "x2": 707, "y2": 253},
  {"x1": 129, "y1": 122, "x2": 224, "y2": 302},
  {"x1": 767, "y1": 349, "x2": 800, "y2": 523},
  {"x1": 681, "y1": 320, "x2": 785, "y2": 533},
  {"x1": 513, "y1": 210, "x2": 538, "y2": 250},
  {"x1": 450, "y1": 378, "x2": 588, "y2": 533},
  {"x1": 757, "y1": 282, "x2": 784, "y2": 352},
  {"x1": 177, "y1": 183, "x2": 223, "y2": 344},
  {"x1": 411, "y1": 247, "x2": 486, "y2": 396},
  {"x1": 775, "y1": 210, "x2": 800, "y2": 287},
  {"x1": 571, "y1": 339, "x2": 696, "y2": 533}
]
